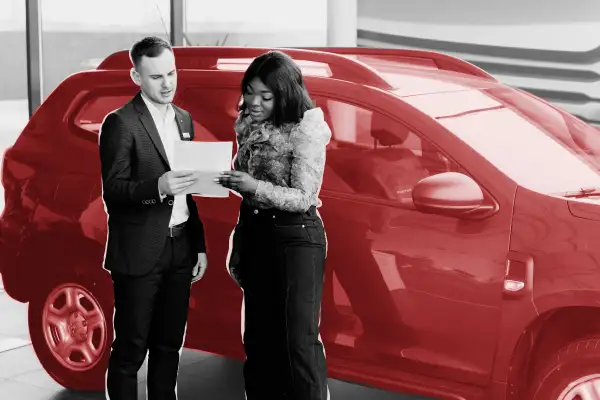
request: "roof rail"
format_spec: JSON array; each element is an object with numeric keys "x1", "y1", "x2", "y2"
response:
[
  {"x1": 96, "y1": 46, "x2": 393, "y2": 90},
  {"x1": 302, "y1": 47, "x2": 498, "y2": 81}
]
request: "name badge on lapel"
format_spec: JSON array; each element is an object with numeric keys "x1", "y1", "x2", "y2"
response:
[{"x1": 182, "y1": 131, "x2": 191, "y2": 140}]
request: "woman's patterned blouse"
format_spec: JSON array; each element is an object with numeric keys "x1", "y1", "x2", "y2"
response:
[{"x1": 232, "y1": 107, "x2": 332, "y2": 213}]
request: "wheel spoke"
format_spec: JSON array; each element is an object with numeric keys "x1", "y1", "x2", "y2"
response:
[
  {"x1": 594, "y1": 379, "x2": 600, "y2": 399},
  {"x1": 587, "y1": 379, "x2": 600, "y2": 400},
  {"x1": 78, "y1": 340, "x2": 99, "y2": 364},
  {"x1": 63, "y1": 287, "x2": 79, "y2": 312},
  {"x1": 55, "y1": 337, "x2": 75, "y2": 360},
  {"x1": 46, "y1": 309, "x2": 65, "y2": 328},
  {"x1": 578, "y1": 382, "x2": 598, "y2": 400},
  {"x1": 47, "y1": 302, "x2": 68, "y2": 318},
  {"x1": 85, "y1": 309, "x2": 104, "y2": 330}
]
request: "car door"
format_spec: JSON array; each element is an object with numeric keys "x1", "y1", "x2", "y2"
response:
[{"x1": 307, "y1": 80, "x2": 514, "y2": 389}]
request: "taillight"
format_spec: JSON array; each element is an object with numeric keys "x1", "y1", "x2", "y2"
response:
[{"x1": 1, "y1": 154, "x2": 35, "y2": 191}]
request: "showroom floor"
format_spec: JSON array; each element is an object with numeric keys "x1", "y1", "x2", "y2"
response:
[{"x1": 0, "y1": 276, "x2": 430, "y2": 400}]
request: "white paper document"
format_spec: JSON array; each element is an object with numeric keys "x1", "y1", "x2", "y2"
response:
[{"x1": 172, "y1": 141, "x2": 233, "y2": 198}]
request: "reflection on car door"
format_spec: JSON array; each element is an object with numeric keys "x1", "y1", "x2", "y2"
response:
[{"x1": 313, "y1": 90, "x2": 512, "y2": 388}]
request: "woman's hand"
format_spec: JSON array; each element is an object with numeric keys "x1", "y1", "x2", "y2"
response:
[{"x1": 217, "y1": 170, "x2": 259, "y2": 194}]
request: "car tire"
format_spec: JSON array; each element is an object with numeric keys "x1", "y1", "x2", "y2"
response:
[
  {"x1": 28, "y1": 279, "x2": 113, "y2": 391},
  {"x1": 527, "y1": 336, "x2": 600, "y2": 399}
]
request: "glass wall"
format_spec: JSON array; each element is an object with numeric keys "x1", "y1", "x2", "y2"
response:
[
  {"x1": 36, "y1": 0, "x2": 328, "y2": 101},
  {"x1": 184, "y1": 0, "x2": 327, "y2": 47},
  {"x1": 0, "y1": 0, "x2": 29, "y2": 143},
  {"x1": 40, "y1": 0, "x2": 171, "y2": 100},
  {"x1": 357, "y1": 0, "x2": 600, "y2": 126},
  {"x1": 0, "y1": 0, "x2": 28, "y2": 212},
  {"x1": 0, "y1": 0, "x2": 329, "y2": 211}
]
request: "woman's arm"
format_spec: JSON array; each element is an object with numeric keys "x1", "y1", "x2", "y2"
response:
[{"x1": 254, "y1": 108, "x2": 331, "y2": 212}]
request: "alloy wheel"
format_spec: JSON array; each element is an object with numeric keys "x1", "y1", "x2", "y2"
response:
[{"x1": 41, "y1": 283, "x2": 108, "y2": 371}]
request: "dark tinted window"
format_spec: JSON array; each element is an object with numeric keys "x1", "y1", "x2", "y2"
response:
[{"x1": 179, "y1": 87, "x2": 241, "y2": 142}]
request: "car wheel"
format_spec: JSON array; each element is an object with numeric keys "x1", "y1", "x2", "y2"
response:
[
  {"x1": 527, "y1": 336, "x2": 600, "y2": 400},
  {"x1": 28, "y1": 280, "x2": 112, "y2": 391}
]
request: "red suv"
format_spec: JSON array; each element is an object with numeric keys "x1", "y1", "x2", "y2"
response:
[{"x1": 3, "y1": 46, "x2": 600, "y2": 400}]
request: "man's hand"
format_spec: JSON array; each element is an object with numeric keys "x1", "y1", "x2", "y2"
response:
[
  {"x1": 192, "y1": 252, "x2": 208, "y2": 283},
  {"x1": 217, "y1": 171, "x2": 258, "y2": 194},
  {"x1": 159, "y1": 170, "x2": 197, "y2": 196}
]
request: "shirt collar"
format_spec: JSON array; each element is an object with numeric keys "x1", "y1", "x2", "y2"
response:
[{"x1": 140, "y1": 91, "x2": 175, "y2": 122}]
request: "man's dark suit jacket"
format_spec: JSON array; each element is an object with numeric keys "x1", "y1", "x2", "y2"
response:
[{"x1": 99, "y1": 91, "x2": 206, "y2": 276}]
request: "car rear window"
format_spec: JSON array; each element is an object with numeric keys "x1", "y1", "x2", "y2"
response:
[{"x1": 74, "y1": 95, "x2": 132, "y2": 134}]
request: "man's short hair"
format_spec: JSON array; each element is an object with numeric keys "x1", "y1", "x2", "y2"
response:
[{"x1": 129, "y1": 36, "x2": 173, "y2": 69}]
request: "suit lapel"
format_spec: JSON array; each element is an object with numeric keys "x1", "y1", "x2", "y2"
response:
[
  {"x1": 132, "y1": 92, "x2": 170, "y2": 168},
  {"x1": 173, "y1": 106, "x2": 192, "y2": 141}
]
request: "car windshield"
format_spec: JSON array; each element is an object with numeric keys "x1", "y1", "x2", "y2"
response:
[{"x1": 403, "y1": 86, "x2": 600, "y2": 195}]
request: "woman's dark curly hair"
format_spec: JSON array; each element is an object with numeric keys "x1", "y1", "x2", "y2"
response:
[{"x1": 239, "y1": 50, "x2": 315, "y2": 127}]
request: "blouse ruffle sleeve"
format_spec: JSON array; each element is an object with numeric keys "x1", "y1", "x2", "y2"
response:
[{"x1": 233, "y1": 112, "x2": 251, "y2": 150}]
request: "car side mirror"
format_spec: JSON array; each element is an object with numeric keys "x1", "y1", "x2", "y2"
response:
[{"x1": 412, "y1": 172, "x2": 486, "y2": 218}]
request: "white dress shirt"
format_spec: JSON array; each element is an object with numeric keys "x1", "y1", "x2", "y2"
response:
[{"x1": 141, "y1": 93, "x2": 189, "y2": 227}]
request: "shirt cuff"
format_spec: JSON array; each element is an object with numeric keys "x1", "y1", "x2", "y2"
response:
[
  {"x1": 254, "y1": 180, "x2": 270, "y2": 202},
  {"x1": 158, "y1": 182, "x2": 166, "y2": 202}
]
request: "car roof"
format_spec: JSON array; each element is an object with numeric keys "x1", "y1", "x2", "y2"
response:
[
  {"x1": 97, "y1": 46, "x2": 501, "y2": 93},
  {"x1": 95, "y1": 46, "x2": 515, "y2": 120}
]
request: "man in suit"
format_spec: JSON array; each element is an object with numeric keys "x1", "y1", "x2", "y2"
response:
[{"x1": 99, "y1": 36, "x2": 208, "y2": 400}]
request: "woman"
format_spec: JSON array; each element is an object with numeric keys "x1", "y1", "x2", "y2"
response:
[{"x1": 217, "y1": 50, "x2": 331, "y2": 400}]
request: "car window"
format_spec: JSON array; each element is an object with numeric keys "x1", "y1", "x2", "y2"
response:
[
  {"x1": 74, "y1": 94, "x2": 132, "y2": 134},
  {"x1": 179, "y1": 87, "x2": 241, "y2": 142},
  {"x1": 315, "y1": 96, "x2": 458, "y2": 202},
  {"x1": 404, "y1": 86, "x2": 600, "y2": 195}
]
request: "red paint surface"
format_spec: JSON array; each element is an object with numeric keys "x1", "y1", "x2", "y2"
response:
[{"x1": 3, "y1": 47, "x2": 600, "y2": 400}]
